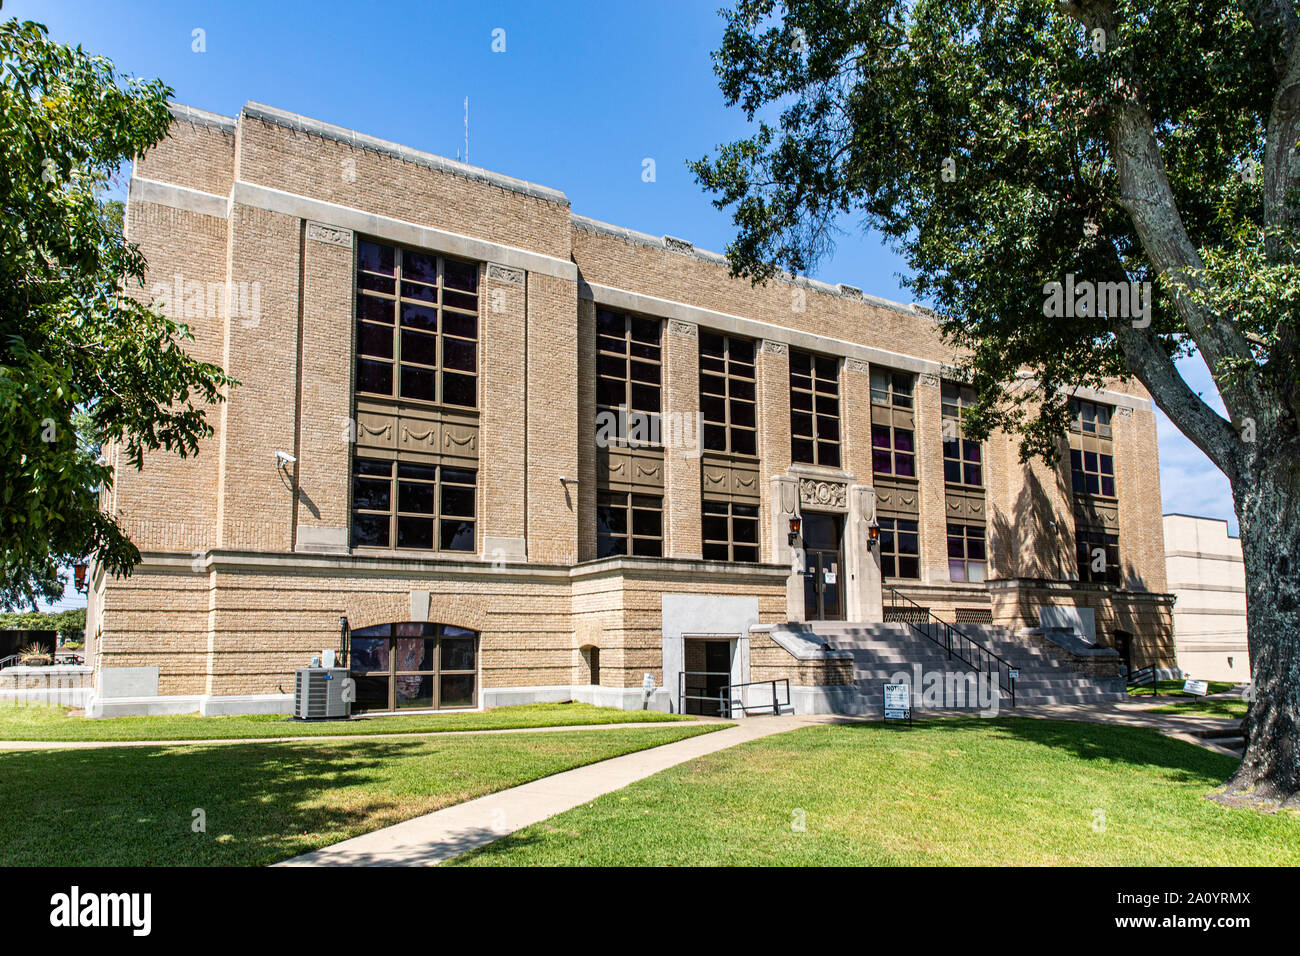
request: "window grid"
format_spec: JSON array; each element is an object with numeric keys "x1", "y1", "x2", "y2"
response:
[
  {"x1": 597, "y1": 491, "x2": 663, "y2": 558},
  {"x1": 700, "y1": 331, "x2": 757, "y2": 457},
  {"x1": 946, "y1": 523, "x2": 987, "y2": 583},
  {"x1": 1069, "y1": 398, "x2": 1113, "y2": 437},
  {"x1": 879, "y1": 516, "x2": 920, "y2": 579},
  {"x1": 872, "y1": 424, "x2": 916, "y2": 477},
  {"x1": 596, "y1": 309, "x2": 662, "y2": 440},
  {"x1": 1076, "y1": 529, "x2": 1121, "y2": 585},
  {"x1": 355, "y1": 239, "x2": 479, "y2": 408},
  {"x1": 942, "y1": 381, "x2": 983, "y2": 487},
  {"x1": 871, "y1": 369, "x2": 915, "y2": 410},
  {"x1": 351, "y1": 457, "x2": 476, "y2": 553},
  {"x1": 943, "y1": 436, "x2": 983, "y2": 486},
  {"x1": 790, "y1": 349, "x2": 841, "y2": 467},
  {"x1": 349, "y1": 622, "x2": 478, "y2": 711},
  {"x1": 1070, "y1": 447, "x2": 1116, "y2": 498},
  {"x1": 702, "y1": 500, "x2": 759, "y2": 562}
]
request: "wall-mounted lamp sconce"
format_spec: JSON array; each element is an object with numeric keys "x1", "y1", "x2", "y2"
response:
[
  {"x1": 868, "y1": 520, "x2": 880, "y2": 549},
  {"x1": 788, "y1": 515, "x2": 802, "y2": 547}
]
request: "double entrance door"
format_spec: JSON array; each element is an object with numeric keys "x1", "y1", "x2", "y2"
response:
[{"x1": 802, "y1": 512, "x2": 844, "y2": 621}]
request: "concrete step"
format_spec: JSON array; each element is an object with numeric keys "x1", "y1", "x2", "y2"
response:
[{"x1": 779, "y1": 618, "x2": 1123, "y2": 714}]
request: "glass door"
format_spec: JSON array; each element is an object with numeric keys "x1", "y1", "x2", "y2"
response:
[{"x1": 801, "y1": 512, "x2": 845, "y2": 621}]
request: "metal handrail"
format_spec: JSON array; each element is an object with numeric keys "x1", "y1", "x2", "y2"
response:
[
  {"x1": 1127, "y1": 665, "x2": 1158, "y2": 696},
  {"x1": 727, "y1": 678, "x2": 791, "y2": 716},
  {"x1": 677, "y1": 671, "x2": 791, "y2": 717},
  {"x1": 884, "y1": 586, "x2": 1017, "y2": 707},
  {"x1": 0, "y1": 654, "x2": 23, "y2": 670}
]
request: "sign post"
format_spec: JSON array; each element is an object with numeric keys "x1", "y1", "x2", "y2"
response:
[
  {"x1": 1183, "y1": 678, "x2": 1208, "y2": 697},
  {"x1": 883, "y1": 682, "x2": 912, "y2": 728}
]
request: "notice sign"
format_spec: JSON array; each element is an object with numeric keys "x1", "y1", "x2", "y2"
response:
[
  {"x1": 1183, "y1": 679, "x2": 1209, "y2": 697},
  {"x1": 883, "y1": 682, "x2": 911, "y2": 726}
]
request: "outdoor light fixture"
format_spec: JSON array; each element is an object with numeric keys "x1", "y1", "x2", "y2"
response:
[
  {"x1": 338, "y1": 616, "x2": 350, "y2": 667},
  {"x1": 788, "y1": 515, "x2": 802, "y2": 547},
  {"x1": 868, "y1": 520, "x2": 880, "y2": 548}
]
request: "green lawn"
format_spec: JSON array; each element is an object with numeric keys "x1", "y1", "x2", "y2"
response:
[
  {"x1": 0, "y1": 701, "x2": 687, "y2": 742},
  {"x1": 0, "y1": 724, "x2": 721, "y2": 866},
  {"x1": 1128, "y1": 679, "x2": 1235, "y2": 697},
  {"x1": 1147, "y1": 697, "x2": 1250, "y2": 719},
  {"x1": 449, "y1": 718, "x2": 1299, "y2": 866}
]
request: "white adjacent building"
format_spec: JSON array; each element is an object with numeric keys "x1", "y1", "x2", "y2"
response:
[{"x1": 1163, "y1": 513, "x2": 1249, "y2": 683}]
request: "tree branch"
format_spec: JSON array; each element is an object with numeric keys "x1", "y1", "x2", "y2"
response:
[{"x1": 1113, "y1": 319, "x2": 1243, "y2": 479}]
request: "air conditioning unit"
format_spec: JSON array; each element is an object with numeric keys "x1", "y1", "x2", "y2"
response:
[{"x1": 294, "y1": 667, "x2": 351, "y2": 719}]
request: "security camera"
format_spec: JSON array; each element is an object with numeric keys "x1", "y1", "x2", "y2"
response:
[{"x1": 275, "y1": 451, "x2": 296, "y2": 465}]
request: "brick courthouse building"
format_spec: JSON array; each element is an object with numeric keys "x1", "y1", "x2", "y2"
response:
[{"x1": 84, "y1": 102, "x2": 1176, "y2": 716}]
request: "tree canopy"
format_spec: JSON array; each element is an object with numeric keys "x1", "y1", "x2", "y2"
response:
[
  {"x1": 692, "y1": 0, "x2": 1296, "y2": 472},
  {"x1": 0, "y1": 17, "x2": 233, "y2": 610}
]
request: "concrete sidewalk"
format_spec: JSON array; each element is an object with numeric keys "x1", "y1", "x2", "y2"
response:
[{"x1": 278, "y1": 714, "x2": 816, "y2": 867}]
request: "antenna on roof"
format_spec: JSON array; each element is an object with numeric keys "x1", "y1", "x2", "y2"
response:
[{"x1": 464, "y1": 96, "x2": 469, "y2": 165}]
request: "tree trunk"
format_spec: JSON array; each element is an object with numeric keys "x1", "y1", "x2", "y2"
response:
[{"x1": 1222, "y1": 452, "x2": 1300, "y2": 807}]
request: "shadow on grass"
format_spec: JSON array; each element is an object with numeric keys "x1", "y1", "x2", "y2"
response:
[
  {"x1": 831, "y1": 715, "x2": 1238, "y2": 785},
  {"x1": 2, "y1": 738, "x2": 531, "y2": 867}
]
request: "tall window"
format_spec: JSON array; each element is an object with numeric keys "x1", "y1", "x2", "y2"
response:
[
  {"x1": 947, "y1": 523, "x2": 987, "y2": 582},
  {"x1": 1068, "y1": 399, "x2": 1116, "y2": 497},
  {"x1": 597, "y1": 309, "x2": 661, "y2": 440},
  {"x1": 879, "y1": 516, "x2": 920, "y2": 579},
  {"x1": 1076, "y1": 529, "x2": 1120, "y2": 584},
  {"x1": 941, "y1": 381, "x2": 983, "y2": 486},
  {"x1": 597, "y1": 492, "x2": 663, "y2": 557},
  {"x1": 702, "y1": 501, "x2": 759, "y2": 562},
  {"x1": 700, "y1": 332, "x2": 757, "y2": 456},
  {"x1": 352, "y1": 457, "x2": 476, "y2": 552},
  {"x1": 871, "y1": 367, "x2": 916, "y2": 478},
  {"x1": 355, "y1": 240, "x2": 479, "y2": 407},
  {"x1": 790, "y1": 349, "x2": 841, "y2": 466}
]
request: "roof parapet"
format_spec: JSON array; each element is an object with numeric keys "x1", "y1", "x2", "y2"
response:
[
  {"x1": 239, "y1": 101, "x2": 570, "y2": 206},
  {"x1": 167, "y1": 103, "x2": 236, "y2": 133}
]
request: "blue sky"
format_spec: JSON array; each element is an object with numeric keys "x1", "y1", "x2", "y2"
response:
[{"x1": 17, "y1": 0, "x2": 1237, "y2": 607}]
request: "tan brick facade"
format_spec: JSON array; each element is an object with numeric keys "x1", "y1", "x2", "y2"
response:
[{"x1": 85, "y1": 101, "x2": 1173, "y2": 715}]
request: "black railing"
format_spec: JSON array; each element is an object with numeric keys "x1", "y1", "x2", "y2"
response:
[
  {"x1": 885, "y1": 586, "x2": 1016, "y2": 707},
  {"x1": 677, "y1": 671, "x2": 791, "y2": 717},
  {"x1": 1127, "y1": 665, "x2": 1158, "y2": 696}
]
